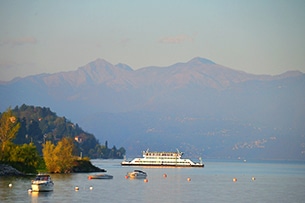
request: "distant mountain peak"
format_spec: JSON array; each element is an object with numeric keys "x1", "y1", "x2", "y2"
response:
[
  {"x1": 188, "y1": 57, "x2": 216, "y2": 65},
  {"x1": 89, "y1": 58, "x2": 113, "y2": 67},
  {"x1": 277, "y1": 70, "x2": 304, "y2": 78},
  {"x1": 115, "y1": 63, "x2": 134, "y2": 71}
]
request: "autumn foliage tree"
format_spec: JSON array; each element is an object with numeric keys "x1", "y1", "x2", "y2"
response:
[
  {"x1": 0, "y1": 108, "x2": 20, "y2": 161},
  {"x1": 42, "y1": 141, "x2": 56, "y2": 172},
  {"x1": 43, "y1": 137, "x2": 76, "y2": 173}
]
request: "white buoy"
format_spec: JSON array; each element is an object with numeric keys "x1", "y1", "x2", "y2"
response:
[
  {"x1": 8, "y1": 183, "x2": 12, "y2": 188},
  {"x1": 251, "y1": 177, "x2": 256, "y2": 181},
  {"x1": 75, "y1": 186, "x2": 79, "y2": 191},
  {"x1": 28, "y1": 188, "x2": 32, "y2": 193},
  {"x1": 89, "y1": 186, "x2": 93, "y2": 190}
]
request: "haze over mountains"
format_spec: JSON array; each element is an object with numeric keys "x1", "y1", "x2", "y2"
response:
[{"x1": 1, "y1": 57, "x2": 304, "y2": 160}]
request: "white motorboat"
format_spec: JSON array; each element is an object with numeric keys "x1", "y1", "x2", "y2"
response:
[
  {"x1": 31, "y1": 174, "x2": 54, "y2": 192},
  {"x1": 88, "y1": 174, "x2": 113, "y2": 179},
  {"x1": 126, "y1": 170, "x2": 147, "y2": 179}
]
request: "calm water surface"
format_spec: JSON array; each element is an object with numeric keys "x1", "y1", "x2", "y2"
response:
[{"x1": 1, "y1": 159, "x2": 304, "y2": 203}]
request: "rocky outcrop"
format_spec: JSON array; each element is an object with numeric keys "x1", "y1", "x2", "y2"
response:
[
  {"x1": 72, "y1": 160, "x2": 106, "y2": 173},
  {"x1": 0, "y1": 164, "x2": 24, "y2": 176}
]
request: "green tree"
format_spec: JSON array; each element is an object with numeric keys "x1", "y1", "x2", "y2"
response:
[
  {"x1": 0, "y1": 108, "x2": 20, "y2": 160},
  {"x1": 14, "y1": 117, "x2": 29, "y2": 144},
  {"x1": 118, "y1": 147, "x2": 126, "y2": 158},
  {"x1": 28, "y1": 119, "x2": 43, "y2": 142},
  {"x1": 9, "y1": 143, "x2": 40, "y2": 173}
]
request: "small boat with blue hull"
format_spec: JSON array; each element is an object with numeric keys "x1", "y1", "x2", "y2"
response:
[{"x1": 88, "y1": 174, "x2": 113, "y2": 179}]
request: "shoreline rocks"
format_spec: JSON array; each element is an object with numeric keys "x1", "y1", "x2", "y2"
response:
[
  {"x1": 72, "y1": 160, "x2": 106, "y2": 173},
  {"x1": 0, "y1": 160, "x2": 105, "y2": 176},
  {"x1": 0, "y1": 164, "x2": 25, "y2": 176}
]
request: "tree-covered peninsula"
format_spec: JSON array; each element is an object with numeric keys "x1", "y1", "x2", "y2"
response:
[{"x1": 0, "y1": 104, "x2": 125, "y2": 174}]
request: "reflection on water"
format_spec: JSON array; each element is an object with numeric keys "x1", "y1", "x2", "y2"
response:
[
  {"x1": 30, "y1": 191, "x2": 53, "y2": 197},
  {"x1": 29, "y1": 191, "x2": 53, "y2": 203},
  {"x1": 0, "y1": 159, "x2": 305, "y2": 203}
]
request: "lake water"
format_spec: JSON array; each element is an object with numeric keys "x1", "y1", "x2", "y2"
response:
[{"x1": 1, "y1": 159, "x2": 305, "y2": 203}]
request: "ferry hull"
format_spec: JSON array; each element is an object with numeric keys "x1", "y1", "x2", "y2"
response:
[{"x1": 121, "y1": 162, "x2": 204, "y2": 168}]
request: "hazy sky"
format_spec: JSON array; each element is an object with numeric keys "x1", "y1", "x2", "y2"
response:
[{"x1": 1, "y1": 0, "x2": 305, "y2": 81}]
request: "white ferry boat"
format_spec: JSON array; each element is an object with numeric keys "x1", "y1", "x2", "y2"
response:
[{"x1": 121, "y1": 149, "x2": 204, "y2": 167}]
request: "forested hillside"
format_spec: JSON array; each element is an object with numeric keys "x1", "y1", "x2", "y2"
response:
[{"x1": 9, "y1": 104, "x2": 125, "y2": 159}]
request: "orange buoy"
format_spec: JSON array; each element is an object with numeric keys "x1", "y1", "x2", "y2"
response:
[
  {"x1": 125, "y1": 175, "x2": 129, "y2": 179},
  {"x1": 163, "y1": 174, "x2": 167, "y2": 178},
  {"x1": 144, "y1": 179, "x2": 148, "y2": 183},
  {"x1": 88, "y1": 176, "x2": 92, "y2": 180},
  {"x1": 232, "y1": 178, "x2": 237, "y2": 182},
  {"x1": 187, "y1": 177, "x2": 191, "y2": 182}
]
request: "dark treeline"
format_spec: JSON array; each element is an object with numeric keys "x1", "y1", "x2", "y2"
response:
[{"x1": 9, "y1": 104, "x2": 125, "y2": 159}]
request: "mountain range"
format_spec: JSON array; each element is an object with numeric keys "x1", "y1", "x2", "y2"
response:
[{"x1": 1, "y1": 57, "x2": 305, "y2": 160}]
